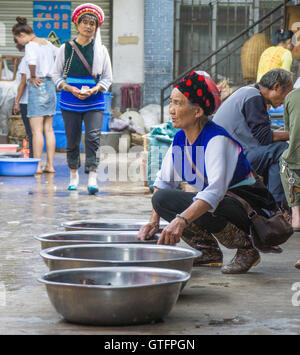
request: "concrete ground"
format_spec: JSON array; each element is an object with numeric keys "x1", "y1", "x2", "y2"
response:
[{"x1": 1, "y1": 152, "x2": 300, "y2": 335}]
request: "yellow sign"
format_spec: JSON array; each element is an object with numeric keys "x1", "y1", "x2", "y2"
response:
[{"x1": 48, "y1": 31, "x2": 60, "y2": 46}]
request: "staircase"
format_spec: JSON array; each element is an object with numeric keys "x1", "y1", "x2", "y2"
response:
[{"x1": 160, "y1": 1, "x2": 290, "y2": 121}]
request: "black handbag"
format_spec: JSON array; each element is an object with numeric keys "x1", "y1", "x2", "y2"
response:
[{"x1": 227, "y1": 191, "x2": 293, "y2": 253}]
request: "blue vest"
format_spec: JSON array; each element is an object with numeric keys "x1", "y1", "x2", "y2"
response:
[
  {"x1": 60, "y1": 76, "x2": 104, "y2": 112},
  {"x1": 172, "y1": 120, "x2": 252, "y2": 190}
]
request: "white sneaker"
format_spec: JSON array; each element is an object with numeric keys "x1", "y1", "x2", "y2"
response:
[
  {"x1": 87, "y1": 171, "x2": 99, "y2": 195},
  {"x1": 68, "y1": 171, "x2": 79, "y2": 191}
]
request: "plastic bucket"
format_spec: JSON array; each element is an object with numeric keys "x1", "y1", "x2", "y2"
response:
[{"x1": 0, "y1": 158, "x2": 40, "y2": 176}]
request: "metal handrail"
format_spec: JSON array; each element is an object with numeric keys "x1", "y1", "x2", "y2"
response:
[{"x1": 160, "y1": 1, "x2": 288, "y2": 121}]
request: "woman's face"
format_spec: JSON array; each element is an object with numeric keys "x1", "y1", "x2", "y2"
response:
[
  {"x1": 14, "y1": 33, "x2": 30, "y2": 46},
  {"x1": 169, "y1": 88, "x2": 202, "y2": 129},
  {"x1": 77, "y1": 17, "x2": 97, "y2": 38},
  {"x1": 283, "y1": 38, "x2": 294, "y2": 51}
]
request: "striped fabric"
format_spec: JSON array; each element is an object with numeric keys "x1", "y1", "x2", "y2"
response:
[{"x1": 60, "y1": 76, "x2": 104, "y2": 112}]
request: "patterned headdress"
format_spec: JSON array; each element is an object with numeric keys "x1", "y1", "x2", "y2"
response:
[
  {"x1": 72, "y1": 3, "x2": 105, "y2": 27},
  {"x1": 175, "y1": 71, "x2": 216, "y2": 116}
]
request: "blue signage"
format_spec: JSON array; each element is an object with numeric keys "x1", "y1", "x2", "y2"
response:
[{"x1": 33, "y1": 1, "x2": 71, "y2": 44}]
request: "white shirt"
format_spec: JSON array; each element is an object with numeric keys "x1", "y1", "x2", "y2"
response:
[
  {"x1": 25, "y1": 40, "x2": 58, "y2": 78},
  {"x1": 16, "y1": 56, "x2": 30, "y2": 104},
  {"x1": 51, "y1": 43, "x2": 112, "y2": 92},
  {"x1": 154, "y1": 135, "x2": 240, "y2": 212}
]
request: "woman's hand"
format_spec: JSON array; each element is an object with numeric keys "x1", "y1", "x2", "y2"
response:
[
  {"x1": 30, "y1": 77, "x2": 43, "y2": 88},
  {"x1": 13, "y1": 102, "x2": 20, "y2": 115},
  {"x1": 69, "y1": 86, "x2": 88, "y2": 100},
  {"x1": 157, "y1": 217, "x2": 186, "y2": 245},
  {"x1": 138, "y1": 221, "x2": 160, "y2": 241}
]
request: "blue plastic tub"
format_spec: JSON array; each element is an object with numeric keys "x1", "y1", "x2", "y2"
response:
[
  {"x1": 52, "y1": 112, "x2": 65, "y2": 131},
  {"x1": 0, "y1": 158, "x2": 41, "y2": 176},
  {"x1": 102, "y1": 113, "x2": 111, "y2": 132},
  {"x1": 104, "y1": 92, "x2": 113, "y2": 114},
  {"x1": 55, "y1": 130, "x2": 67, "y2": 149}
]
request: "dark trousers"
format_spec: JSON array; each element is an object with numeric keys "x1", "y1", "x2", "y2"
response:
[
  {"x1": 152, "y1": 189, "x2": 250, "y2": 234},
  {"x1": 19, "y1": 104, "x2": 33, "y2": 158},
  {"x1": 245, "y1": 141, "x2": 288, "y2": 204},
  {"x1": 62, "y1": 110, "x2": 103, "y2": 173}
]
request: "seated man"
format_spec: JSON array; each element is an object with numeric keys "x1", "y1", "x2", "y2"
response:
[{"x1": 213, "y1": 69, "x2": 293, "y2": 207}]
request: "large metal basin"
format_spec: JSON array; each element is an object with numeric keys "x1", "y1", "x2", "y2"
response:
[
  {"x1": 40, "y1": 244, "x2": 201, "y2": 275},
  {"x1": 61, "y1": 218, "x2": 168, "y2": 231},
  {"x1": 38, "y1": 266, "x2": 190, "y2": 326},
  {"x1": 35, "y1": 231, "x2": 160, "y2": 250}
]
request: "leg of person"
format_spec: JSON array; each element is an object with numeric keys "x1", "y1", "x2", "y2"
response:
[
  {"x1": 20, "y1": 104, "x2": 33, "y2": 158},
  {"x1": 29, "y1": 116, "x2": 45, "y2": 174},
  {"x1": 210, "y1": 195, "x2": 260, "y2": 274},
  {"x1": 152, "y1": 189, "x2": 223, "y2": 266},
  {"x1": 245, "y1": 142, "x2": 288, "y2": 205},
  {"x1": 292, "y1": 207, "x2": 300, "y2": 230},
  {"x1": 62, "y1": 110, "x2": 83, "y2": 190},
  {"x1": 83, "y1": 111, "x2": 103, "y2": 195},
  {"x1": 280, "y1": 160, "x2": 300, "y2": 230},
  {"x1": 43, "y1": 115, "x2": 56, "y2": 173},
  {"x1": 267, "y1": 142, "x2": 289, "y2": 205}
]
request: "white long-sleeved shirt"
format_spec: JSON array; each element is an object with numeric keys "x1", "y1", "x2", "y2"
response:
[
  {"x1": 25, "y1": 40, "x2": 58, "y2": 77},
  {"x1": 51, "y1": 43, "x2": 112, "y2": 92},
  {"x1": 154, "y1": 135, "x2": 242, "y2": 212}
]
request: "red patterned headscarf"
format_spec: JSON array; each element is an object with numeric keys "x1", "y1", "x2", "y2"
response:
[
  {"x1": 72, "y1": 3, "x2": 105, "y2": 28},
  {"x1": 175, "y1": 71, "x2": 216, "y2": 116}
]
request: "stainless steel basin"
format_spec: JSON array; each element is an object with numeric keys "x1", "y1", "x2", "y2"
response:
[
  {"x1": 40, "y1": 244, "x2": 201, "y2": 275},
  {"x1": 38, "y1": 266, "x2": 190, "y2": 326},
  {"x1": 61, "y1": 218, "x2": 168, "y2": 231},
  {"x1": 35, "y1": 231, "x2": 160, "y2": 250}
]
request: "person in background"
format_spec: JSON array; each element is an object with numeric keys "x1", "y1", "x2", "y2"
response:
[
  {"x1": 279, "y1": 88, "x2": 300, "y2": 269},
  {"x1": 257, "y1": 29, "x2": 294, "y2": 82},
  {"x1": 52, "y1": 3, "x2": 112, "y2": 195},
  {"x1": 13, "y1": 39, "x2": 33, "y2": 157},
  {"x1": 213, "y1": 69, "x2": 293, "y2": 211},
  {"x1": 12, "y1": 16, "x2": 58, "y2": 174},
  {"x1": 138, "y1": 71, "x2": 281, "y2": 275}
]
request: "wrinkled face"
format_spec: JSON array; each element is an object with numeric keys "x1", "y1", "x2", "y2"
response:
[
  {"x1": 77, "y1": 17, "x2": 97, "y2": 37},
  {"x1": 266, "y1": 81, "x2": 294, "y2": 108},
  {"x1": 169, "y1": 88, "x2": 202, "y2": 129}
]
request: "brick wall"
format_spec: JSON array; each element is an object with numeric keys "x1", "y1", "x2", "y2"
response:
[{"x1": 144, "y1": 0, "x2": 174, "y2": 106}]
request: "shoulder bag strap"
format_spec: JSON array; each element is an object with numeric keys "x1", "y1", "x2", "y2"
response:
[
  {"x1": 184, "y1": 135, "x2": 259, "y2": 218},
  {"x1": 226, "y1": 190, "x2": 257, "y2": 218},
  {"x1": 184, "y1": 137, "x2": 208, "y2": 185},
  {"x1": 69, "y1": 40, "x2": 98, "y2": 84}
]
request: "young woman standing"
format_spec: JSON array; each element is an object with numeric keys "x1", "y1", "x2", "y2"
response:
[{"x1": 12, "y1": 17, "x2": 58, "y2": 174}]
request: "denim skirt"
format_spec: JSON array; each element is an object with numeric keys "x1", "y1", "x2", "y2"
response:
[{"x1": 27, "y1": 77, "x2": 56, "y2": 117}]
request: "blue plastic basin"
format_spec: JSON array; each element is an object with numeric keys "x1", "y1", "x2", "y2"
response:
[{"x1": 0, "y1": 158, "x2": 41, "y2": 176}]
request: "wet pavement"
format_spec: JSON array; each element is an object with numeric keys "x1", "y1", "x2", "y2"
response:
[{"x1": 1, "y1": 152, "x2": 300, "y2": 335}]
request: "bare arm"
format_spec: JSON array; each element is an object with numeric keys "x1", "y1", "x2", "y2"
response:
[
  {"x1": 138, "y1": 188, "x2": 161, "y2": 240},
  {"x1": 273, "y1": 130, "x2": 289, "y2": 142},
  {"x1": 28, "y1": 64, "x2": 43, "y2": 88},
  {"x1": 13, "y1": 74, "x2": 27, "y2": 114},
  {"x1": 158, "y1": 199, "x2": 211, "y2": 245}
]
